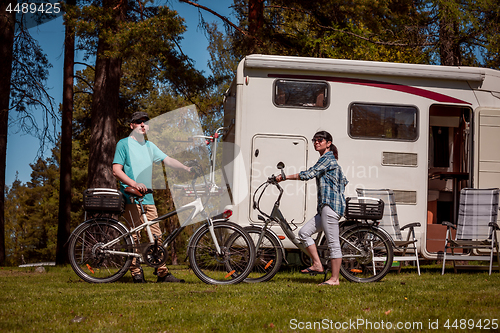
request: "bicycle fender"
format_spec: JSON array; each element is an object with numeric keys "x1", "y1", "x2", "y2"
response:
[
  {"x1": 186, "y1": 219, "x2": 221, "y2": 250},
  {"x1": 65, "y1": 218, "x2": 132, "y2": 247},
  {"x1": 246, "y1": 225, "x2": 288, "y2": 264}
]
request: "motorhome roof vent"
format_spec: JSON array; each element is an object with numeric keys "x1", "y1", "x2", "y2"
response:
[{"x1": 382, "y1": 152, "x2": 418, "y2": 167}]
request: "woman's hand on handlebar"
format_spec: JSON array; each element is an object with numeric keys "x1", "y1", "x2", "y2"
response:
[{"x1": 277, "y1": 173, "x2": 299, "y2": 182}]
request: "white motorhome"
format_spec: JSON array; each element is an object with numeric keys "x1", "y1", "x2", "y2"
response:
[{"x1": 222, "y1": 54, "x2": 500, "y2": 260}]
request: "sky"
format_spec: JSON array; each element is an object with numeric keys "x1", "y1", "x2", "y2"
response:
[{"x1": 5, "y1": 0, "x2": 235, "y2": 186}]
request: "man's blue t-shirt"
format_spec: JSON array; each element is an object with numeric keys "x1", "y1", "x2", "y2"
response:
[{"x1": 113, "y1": 137, "x2": 167, "y2": 205}]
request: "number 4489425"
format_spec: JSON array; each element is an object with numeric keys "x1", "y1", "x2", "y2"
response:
[
  {"x1": 444, "y1": 319, "x2": 498, "y2": 330},
  {"x1": 5, "y1": 2, "x2": 61, "y2": 14}
]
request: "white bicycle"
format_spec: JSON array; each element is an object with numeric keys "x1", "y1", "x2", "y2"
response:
[{"x1": 68, "y1": 130, "x2": 255, "y2": 285}]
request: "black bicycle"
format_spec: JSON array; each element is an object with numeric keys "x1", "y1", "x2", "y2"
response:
[{"x1": 244, "y1": 162, "x2": 394, "y2": 283}]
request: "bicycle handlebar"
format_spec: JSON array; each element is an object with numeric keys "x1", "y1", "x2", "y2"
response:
[
  {"x1": 173, "y1": 127, "x2": 226, "y2": 145},
  {"x1": 184, "y1": 159, "x2": 202, "y2": 173},
  {"x1": 124, "y1": 187, "x2": 153, "y2": 198},
  {"x1": 252, "y1": 174, "x2": 284, "y2": 219}
]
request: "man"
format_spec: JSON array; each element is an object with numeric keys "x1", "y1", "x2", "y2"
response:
[{"x1": 112, "y1": 111, "x2": 191, "y2": 283}]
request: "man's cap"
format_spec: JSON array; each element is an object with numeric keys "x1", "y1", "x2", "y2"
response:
[{"x1": 130, "y1": 111, "x2": 150, "y2": 123}]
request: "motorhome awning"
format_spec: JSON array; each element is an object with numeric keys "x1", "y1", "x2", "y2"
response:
[{"x1": 244, "y1": 55, "x2": 485, "y2": 83}]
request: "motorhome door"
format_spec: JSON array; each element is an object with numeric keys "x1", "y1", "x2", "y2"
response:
[
  {"x1": 250, "y1": 134, "x2": 308, "y2": 224},
  {"x1": 474, "y1": 108, "x2": 500, "y2": 188}
]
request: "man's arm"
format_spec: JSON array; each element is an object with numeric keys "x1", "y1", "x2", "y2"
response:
[
  {"x1": 163, "y1": 156, "x2": 191, "y2": 172},
  {"x1": 112, "y1": 163, "x2": 148, "y2": 193}
]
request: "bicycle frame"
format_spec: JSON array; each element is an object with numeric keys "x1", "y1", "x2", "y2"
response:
[
  {"x1": 252, "y1": 178, "x2": 306, "y2": 256},
  {"x1": 80, "y1": 197, "x2": 219, "y2": 262},
  {"x1": 78, "y1": 127, "x2": 230, "y2": 261},
  {"x1": 253, "y1": 177, "x2": 390, "y2": 266}
]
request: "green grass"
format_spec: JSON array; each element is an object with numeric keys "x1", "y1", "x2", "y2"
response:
[{"x1": 1, "y1": 264, "x2": 499, "y2": 332}]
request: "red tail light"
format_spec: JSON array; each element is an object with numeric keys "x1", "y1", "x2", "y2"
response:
[{"x1": 222, "y1": 209, "x2": 233, "y2": 219}]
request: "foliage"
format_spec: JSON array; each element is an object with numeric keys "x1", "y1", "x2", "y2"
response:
[
  {"x1": 5, "y1": 153, "x2": 59, "y2": 265},
  {"x1": 4, "y1": 138, "x2": 89, "y2": 266},
  {"x1": 225, "y1": 0, "x2": 430, "y2": 63},
  {"x1": 416, "y1": 0, "x2": 500, "y2": 66},
  {"x1": 69, "y1": 0, "x2": 221, "y2": 134},
  {"x1": 68, "y1": 1, "x2": 210, "y2": 98},
  {"x1": 204, "y1": 22, "x2": 238, "y2": 130},
  {"x1": 204, "y1": 0, "x2": 500, "y2": 71},
  {"x1": 482, "y1": 0, "x2": 500, "y2": 69},
  {"x1": 0, "y1": 265, "x2": 499, "y2": 332}
]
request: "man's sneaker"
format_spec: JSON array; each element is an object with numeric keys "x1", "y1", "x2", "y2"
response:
[
  {"x1": 157, "y1": 273, "x2": 185, "y2": 283},
  {"x1": 132, "y1": 268, "x2": 147, "y2": 283}
]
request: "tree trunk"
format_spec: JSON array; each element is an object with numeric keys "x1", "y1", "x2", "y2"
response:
[
  {"x1": 439, "y1": 5, "x2": 461, "y2": 66},
  {"x1": 56, "y1": 0, "x2": 76, "y2": 265},
  {"x1": 248, "y1": 0, "x2": 264, "y2": 53},
  {"x1": 87, "y1": 50, "x2": 121, "y2": 189},
  {"x1": 87, "y1": 1, "x2": 124, "y2": 189},
  {"x1": 0, "y1": 0, "x2": 16, "y2": 266}
]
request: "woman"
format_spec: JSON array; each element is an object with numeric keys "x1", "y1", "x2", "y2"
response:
[{"x1": 276, "y1": 131, "x2": 348, "y2": 286}]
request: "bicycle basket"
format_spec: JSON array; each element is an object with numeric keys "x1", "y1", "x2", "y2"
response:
[
  {"x1": 83, "y1": 188, "x2": 124, "y2": 213},
  {"x1": 345, "y1": 197, "x2": 384, "y2": 221}
]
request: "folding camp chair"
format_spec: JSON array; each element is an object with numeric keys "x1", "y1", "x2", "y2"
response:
[
  {"x1": 441, "y1": 188, "x2": 500, "y2": 275},
  {"x1": 356, "y1": 188, "x2": 421, "y2": 275}
]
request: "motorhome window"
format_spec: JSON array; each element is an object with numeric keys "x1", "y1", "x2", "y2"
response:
[
  {"x1": 274, "y1": 80, "x2": 328, "y2": 108},
  {"x1": 350, "y1": 103, "x2": 418, "y2": 141}
]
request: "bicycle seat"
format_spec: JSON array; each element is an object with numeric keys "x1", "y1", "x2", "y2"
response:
[{"x1": 124, "y1": 187, "x2": 152, "y2": 198}]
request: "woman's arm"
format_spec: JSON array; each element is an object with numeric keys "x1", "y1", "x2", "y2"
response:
[
  {"x1": 276, "y1": 173, "x2": 299, "y2": 182},
  {"x1": 277, "y1": 154, "x2": 336, "y2": 182}
]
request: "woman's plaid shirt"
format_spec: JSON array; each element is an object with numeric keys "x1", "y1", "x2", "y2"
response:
[{"x1": 299, "y1": 151, "x2": 349, "y2": 216}]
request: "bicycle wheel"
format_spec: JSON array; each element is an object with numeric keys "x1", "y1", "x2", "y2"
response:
[
  {"x1": 68, "y1": 219, "x2": 133, "y2": 283},
  {"x1": 339, "y1": 226, "x2": 393, "y2": 283},
  {"x1": 300, "y1": 251, "x2": 312, "y2": 267},
  {"x1": 188, "y1": 221, "x2": 255, "y2": 285},
  {"x1": 243, "y1": 227, "x2": 283, "y2": 283}
]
